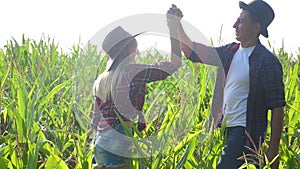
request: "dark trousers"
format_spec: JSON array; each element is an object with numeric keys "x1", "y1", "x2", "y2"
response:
[{"x1": 217, "y1": 126, "x2": 247, "y2": 169}]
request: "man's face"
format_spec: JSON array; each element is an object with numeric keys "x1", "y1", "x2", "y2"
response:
[{"x1": 233, "y1": 10, "x2": 260, "y2": 42}]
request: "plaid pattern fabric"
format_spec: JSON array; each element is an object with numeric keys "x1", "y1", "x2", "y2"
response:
[
  {"x1": 189, "y1": 41, "x2": 286, "y2": 148},
  {"x1": 92, "y1": 62, "x2": 176, "y2": 131}
]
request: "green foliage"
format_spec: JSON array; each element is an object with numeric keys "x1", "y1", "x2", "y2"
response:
[{"x1": 0, "y1": 35, "x2": 299, "y2": 169}]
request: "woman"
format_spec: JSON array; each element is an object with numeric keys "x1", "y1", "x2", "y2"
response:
[{"x1": 92, "y1": 7, "x2": 183, "y2": 169}]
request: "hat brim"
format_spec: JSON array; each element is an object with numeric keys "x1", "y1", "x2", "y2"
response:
[
  {"x1": 239, "y1": 1, "x2": 251, "y2": 11},
  {"x1": 107, "y1": 32, "x2": 145, "y2": 71},
  {"x1": 260, "y1": 28, "x2": 268, "y2": 38},
  {"x1": 239, "y1": 1, "x2": 269, "y2": 38}
]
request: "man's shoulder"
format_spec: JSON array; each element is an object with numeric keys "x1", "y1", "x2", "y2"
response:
[
  {"x1": 217, "y1": 42, "x2": 238, "y2": 49},
  {"x1": 255, "y1": 42, "x2": 275, "y2": 56},
  {"x1": 254, "y1": 43, "x2": 282, "y2": 66},
  {"x1": 214, "y1": 42, "x2": 240, "y2": 53}
]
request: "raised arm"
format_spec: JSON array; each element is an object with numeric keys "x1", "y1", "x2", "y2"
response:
[
  {"x1": 167, "y1": 4, "x2": 182, "y2": 68},
  {"x1": 176, "y1": 21, "x2": 193, "y2": 58},
  {"x1": 177, "y1": 23, "x2": 209, "y2": 62},
  {"x1": 168, "y1": 5, "x2": 212, "y2": 64}
]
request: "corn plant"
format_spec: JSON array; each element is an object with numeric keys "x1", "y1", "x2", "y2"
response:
[{"x1": 0, "y1": 35, "x2": 299, "y2": 169}]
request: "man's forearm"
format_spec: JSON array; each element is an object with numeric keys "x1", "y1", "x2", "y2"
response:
[
  {"x1": 177, "y1": 23, "x2": 193, "y2": 57},
  {"x1": 269, "y1": 107, "x2": 284, "y2": 151},
  {"x1": 177, "y1": 23, "x2": 210, "y2": 63},
  {"x1": 267, "y1": 107, "x2": 284, "y2": 169}
]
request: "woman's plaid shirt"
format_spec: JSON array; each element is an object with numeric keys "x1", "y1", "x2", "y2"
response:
[{"x1": 92, "y1": 62, "x2": 177, "y2": 131}]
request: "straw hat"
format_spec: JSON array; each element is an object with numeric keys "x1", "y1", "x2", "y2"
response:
[{"x1": 102, "y1": 26, "x2": 143, "y2": 70}]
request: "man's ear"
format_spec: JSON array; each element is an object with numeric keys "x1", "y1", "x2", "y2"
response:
[{"x1": 253, "y1": 22, "x2": 261, "y2": 37}]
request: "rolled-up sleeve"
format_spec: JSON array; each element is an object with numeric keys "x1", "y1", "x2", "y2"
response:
[
  {"x1": 188, "y1": 42, "x2": 230, "y2": 67},
  {"x1": 262, "y1": 55, "x2": 286, "y2": 109}
]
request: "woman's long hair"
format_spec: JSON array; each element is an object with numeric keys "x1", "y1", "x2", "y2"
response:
[{"x1": 93, "y1": 39, "x2": 136, "y2": 102}]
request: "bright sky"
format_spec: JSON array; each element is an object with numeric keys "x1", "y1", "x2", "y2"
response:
[{"x1": 1, "y1": 0, "x2": 299, "y2": 55}]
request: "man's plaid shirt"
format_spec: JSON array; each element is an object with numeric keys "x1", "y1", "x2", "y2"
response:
[
  {"x1": 189, "y1": 40, "x2": 286, "y2": 148},
  {"x1": 92, "y1": 62, "x2": 176, "y2": 131}
]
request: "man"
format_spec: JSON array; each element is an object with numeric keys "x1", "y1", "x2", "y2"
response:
[{"x1": 167, "y1": 1, "x2": 285, "y2": 168}]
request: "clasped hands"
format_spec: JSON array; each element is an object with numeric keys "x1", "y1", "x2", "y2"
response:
[{"x1": 166, "y1": 4, "x2": 183, "y2": 29}]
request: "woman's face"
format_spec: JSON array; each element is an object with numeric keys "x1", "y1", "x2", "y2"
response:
[{"x1": 128, "y1": 38, "x2": 138, "y2": 62}]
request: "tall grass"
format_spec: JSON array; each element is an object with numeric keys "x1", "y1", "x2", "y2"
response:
[{"x1": 0, "y1": 35, "x2": 299, "y2": 168}]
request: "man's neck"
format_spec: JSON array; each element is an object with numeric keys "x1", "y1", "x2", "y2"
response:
[{"x1": 240, "y1": 37, "x2": 259, "y2": 48}]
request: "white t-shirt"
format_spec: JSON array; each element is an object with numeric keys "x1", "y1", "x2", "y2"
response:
[{"x1": 222, "y1": 46, "x2": 255, "y2": 127}]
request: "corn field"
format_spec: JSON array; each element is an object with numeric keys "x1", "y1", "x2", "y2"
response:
[{"x1": 0, "y1": 35, "x2": 299, "y2": 169}]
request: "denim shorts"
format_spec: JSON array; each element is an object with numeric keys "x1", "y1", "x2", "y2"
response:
[{"x1": 94, "y1": 124, "x2": 133, "y2": 168}]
